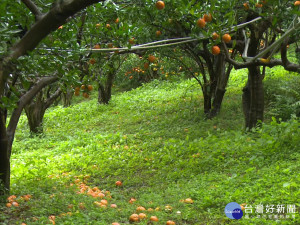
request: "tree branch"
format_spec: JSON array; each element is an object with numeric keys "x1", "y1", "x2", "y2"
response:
[
  {"x1": 21, "y1": 0, "x2": 43, "y2": 21},
  {"x1": 9, "y1": 0, "x2": 104, "y2": 59},
  {"x1": 281, "y1": 39, "x2": 300, "y2": 72},
  {"x1": 7, "y1": 76, "x2": 58, "y2": 151},
  {"x1": 44, "y1": 87, "x2": 62, "y2": 109}
]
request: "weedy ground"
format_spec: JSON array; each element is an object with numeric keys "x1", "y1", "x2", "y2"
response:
[{"x1": 0, "y1": 68, "x2": 299, "y2": 224}]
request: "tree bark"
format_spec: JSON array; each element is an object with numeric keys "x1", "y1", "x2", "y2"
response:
[
  {"x1": 243, "y1": 66, "x2": 264, "y2": 129},
  {"x1": 98, "y1": 71, "x2": 114, "y2": 104},
  {"x1": 0, "y1": 110, "x2": 9, "y2": 194}
]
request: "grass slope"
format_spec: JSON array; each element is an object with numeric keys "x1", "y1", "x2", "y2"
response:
[{"x1": 0, "y1": 75, "x2": 299, "y2": 224}]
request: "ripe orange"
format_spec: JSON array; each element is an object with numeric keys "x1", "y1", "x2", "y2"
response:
[
  {"x1": 138, "y1": 213, "x2": 147, "y2": 219},
  {"x1": 295, "y1": 1, "x2": 300, "y2": 6},
  {"x1": 150, "y1": 216, "x2": 159, "y2": 222},
  {"x1": 93, "y1": 44, "x2": 101, "y2": 49},
  {"x1": 89, "y1": 58, "x2": 96, "y2": 65},
  {"x1": 81, "y1": 85, "x2": 86, "y2": 90},
  {"x1": 115, "y1": 18, "x2": 120, "y2": 23},
  {"x1": 243, "y1": 2, "x2": 249, "y2": 10},
  {"x1": 211, "y1": 46, "x2": 220, "y2": 55},
  {"x1": 115, "y1": 181, "x2": 122, "y2": 186},
  {"x1": 83, "y1": 93, "x2": 89, "y2": 98},
  {"x1": 156, "y1": 30, "x2": 162, "y2": 36},
  {"x1": 212, "y1": 32, "x2": 219, "y2": 40},
  {"x1": 203, "y1": 13, "x2": 212, "y2": 22},
  {"x1": 129, "y1": 198, "x2": 137, "y2": 204},
  {"x1": 136, "y1": 206, "x2": 146, "y2": 211},
  {"x1": 12, "y1": 202, "x2": 19, "y2": 207},
  {"x1": 166, "y1": 221, "x2": 176, "y2": 225},
  {"x1": 255, "y1": 3, "x2": 263, "y2": 7},
  {"x1": 155, "y1": 1, "x2": 165, "y2": 10},
  {"x1": 144, "y1": 62, "x2": 149, "y2": 69},
  {"x1": 87, "y1": 85, "x2": 93, "y2": 91},
  {"x1": 129, "y1": 214, "x2": 139, "y2": 222},
  {"x1": 222, "y1": 33, "x2": 231, "y2": 43},
  {"x1": 96, "y1": 23, "x2": 101, "y2": 28},
  {"x1": 196, "y1": 18, "x2": 206, "y2": 28},
  {"x1": 106, "y1": 24, "x2": 111, "y2": 29},
  {"x1": 75, "y1": 87, "x2": 80, "y2": 92},
  {"x1": 129, "y1": 75, "x2": 133, "y2": 79},
  {"x1": 148, "y1": 55, "x2": 156, "y2": 63},
  {"x1": 100, "y1": 199, "x2": 108, "y2": 205},
  {"x1": 6, "y1": 203, "x2": 12, "y2": 208},
  {"x1": 129, "y1": 38, "x2": 135, "y2": 44},
  {"x1": 107, "y1": 43, "x2": 114, "y2": 48},
  {"x1": 184, "y1": 198, "x2": 194, "y2": 204},
  {"x1": 110, "y1": 204, "x2": 117, "y2": 208},
  {"x1": 112, "y1": 223, "x2": 120, "y2": 225}
]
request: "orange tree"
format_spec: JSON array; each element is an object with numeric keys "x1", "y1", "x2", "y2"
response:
[
  {"x1": 117, "y1": 0, "x2": 300, "y2": 125},
  {"x1": 0, "y1": 0, "x2": 106, "y2": 193}
]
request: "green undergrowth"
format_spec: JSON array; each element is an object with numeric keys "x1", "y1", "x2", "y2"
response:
[{"x1": 0, "y1": 72, "x2": 299, "y2": 224}]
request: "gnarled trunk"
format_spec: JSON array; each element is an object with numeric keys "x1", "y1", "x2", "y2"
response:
[
  {"x1": 98, "y1": 69, "x2": 115, "y2": 104},
  {"x1": 0, "y1": 111, "x2": 10, "y2": 194},
  {"x1": 243, "y1": 66, "x2": 264, "y2": 129}
]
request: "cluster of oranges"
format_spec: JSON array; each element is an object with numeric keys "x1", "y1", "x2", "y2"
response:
[
  {"x1": 6, "y1": 194, "x2": 32, "y2": 208},
  {"x1": 74, "y1": 84, "x2": 93, "y2": 98}
]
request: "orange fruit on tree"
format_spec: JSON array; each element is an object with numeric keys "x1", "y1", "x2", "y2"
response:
[
  {"x1": 112, "y1": 223, "x2": 120, "y2": 225},
  {"x1": 87, "y1": 85, "x2": 93, "y2": 91},
  {"x1": 107, "y1": 43, "x2": 114, "y2": 48},
  {"x1": 203, "y1": 13, "x2": 212, "y2": 22},
  {"x1": 144, "y1": 62, "x2": 149, "y2": 69},
  {"x1": 106, "y1": 24, "x2": 111, "y2": 29},
  {"x1": 6, "y1": 203, "x2": 12, "y2": 208},
  {"x1": 75, "y1": 86, "x2": 80, "y2": 92},
  {"x1": 129, "y1": 38, "x2": 135, "y2": 44},
  {"x1": 150, "y1": 216, "x2": 159, "y2": 222},
  {"x1": 93, "y1": 44, "x2": 101, "y2": 49},
  {"x1": 129, "y1": 75, "x2": 133, "y2": 79},
  {"x1": 155, "y1": 1, "x2": 165, "y2": 10},
  {"x1": 166, "y1": 221, "x2": 176, "y2": 225},
  {"x1": 96, "y1": 23, "x2": 101, "y2": 28},
  {"x1": 115, "y1": 18, "x2": 120, "y2": 23},
  {"x1": 212, "y1": 32, "x2": 219, "y2": 40},
  {"x1": 115, "y1": 181, "x2": 122, "y2": 186},
  {"x1": 211, "y1": 46, "x2": 220, "y2": 55},
  {"x1": 129, "y1": 214, "x2": 139, "y2": 222},
  {"x1": 81, "y1": 85, "x2": 86, "y2": 90},
  {"x1": 222, "y1": 33, "x2": 231, "y2": 43},
  {"x1": 148, "y1": 55, "x2": 156, "y2": 63},
  {"x1": 83, "y1": 92, "x2": 89, "y2": 98},
  {"x1": 156, "y1": 30, "x2": 162, "y2": 36},
  {"x1": 196, "y1": 18, "x2": 206, "y2": 28},
  {"x1": 89, "y1": 58, "x2": 96, "y2": 65},
  {"x1": 255, "y1": 3, "x2": 263, "y2": 8},
  {"x1": 295, "y1": 1, "x2": 300, "y2": 6},
  {"x1": 243, "y1": 2, "x2": 249, "y2": 10}
]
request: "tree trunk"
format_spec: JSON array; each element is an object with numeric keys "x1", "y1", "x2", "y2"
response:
[
  {"x1": 0, "y1": 111, "x2": 10, "y2": 194},
  {"x1": 62, "y1": 89, "x2": 73, "y2": 107},
  {"x1": 98, "y1": 70, "x2": 115, "y2": 104},
  {"x1": 24, "y1": 93, "x2": 46, "y2": 134},
  {"x1": 243, "y1": 66, "x2": 264, "y2": 129}
]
